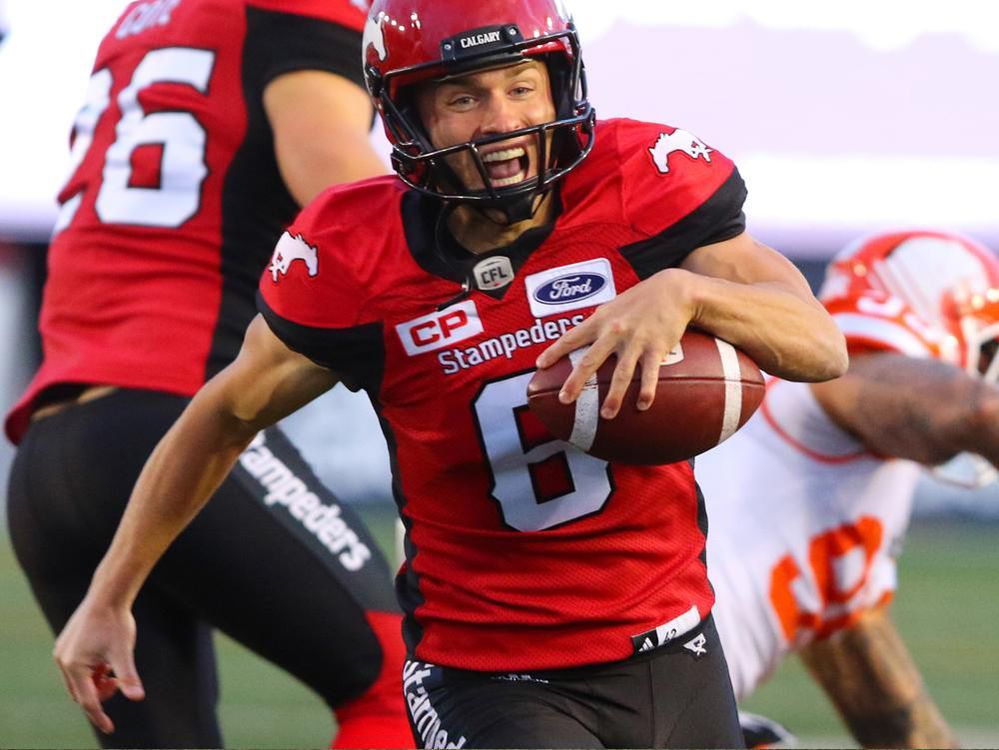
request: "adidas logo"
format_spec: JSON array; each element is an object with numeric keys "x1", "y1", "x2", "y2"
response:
[{"x1": 639, "y1": 637, "x2": 656, "y2": 652}]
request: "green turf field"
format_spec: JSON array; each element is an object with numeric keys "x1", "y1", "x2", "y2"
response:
[{"x1": 1, "y1": 512, "x2": 996, "y2": 748}]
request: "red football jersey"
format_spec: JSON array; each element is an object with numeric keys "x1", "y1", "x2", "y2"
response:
[
  {"x1": 259, "y1": 118, "x2": 748, "y2": 671},
  {"x1": 5, "y1": 0, "x2": 369, "y2": 443}
]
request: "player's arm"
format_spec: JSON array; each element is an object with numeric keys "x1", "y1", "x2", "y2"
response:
[
  {"x1": 676, "y1": 231, "x2": 847, "y2": 380},
  {"x1": 799, "y1": 606, "x2": 958, "y2": 749},
  {"x1": 264, "y1": 69, "x2": 387, "y2": 206},
  {"x1": 537, "y1": 231, "x2": 847, "y2": 418},
  {"x1": 52, "y1": 315, "x2": 338, "y2": 735},
  {"x1": 811, "y1": 350, "x2": 999, "y2": 465}
]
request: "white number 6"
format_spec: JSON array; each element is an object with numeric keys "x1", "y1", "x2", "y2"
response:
[{"x1": 474, "y1": 371, "x2": 613, "y2": 532}]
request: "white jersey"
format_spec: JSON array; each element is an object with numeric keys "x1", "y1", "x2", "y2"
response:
[
  {"x1": 697, "y1": 377, "x2": 921, "y2": 700},
  {"x1": 700, "y1": 230, "x2": 999, "y2": 699}
]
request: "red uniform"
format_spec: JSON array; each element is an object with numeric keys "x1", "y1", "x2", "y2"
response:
[
  {"x1": 6, "y1": 0, "x2": 368, "y2": 442},
  {"x1": 259, "y1": 117, "x2": 747, "y2": 671},
  {"x1": 5, "y1": 3, "x2": 413, "y2": 748}
]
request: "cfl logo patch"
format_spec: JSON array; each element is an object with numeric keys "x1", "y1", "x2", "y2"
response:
[{"x1": 683, "y1": 633, "x2": 707, "y2": 658}]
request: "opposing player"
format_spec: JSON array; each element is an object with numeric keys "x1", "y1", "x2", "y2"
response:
[
  {"x1": 699, "y1": 229, "x2": 999, "y2": 748},
  {"x1": 52, "y1": 0, "x2": 848, "y2": 747},
  {"x1": 4, "y1": 1, "x2": 411, "y2": 748}
]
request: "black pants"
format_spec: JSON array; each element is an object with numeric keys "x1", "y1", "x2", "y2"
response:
[
  {"x1": 402, "y1": 615, "x2": 744, "y2": 749},
  {"x1": 7, "y1": 389, "x2": 405, "y2": 749}
]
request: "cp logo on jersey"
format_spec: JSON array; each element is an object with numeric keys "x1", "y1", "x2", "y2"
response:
[
  {"x1": 269, "y1": 233, "x2": 318, "y2": 282},
  {"x1": 396, "y1": 300, "x2": 483, "y2": 355}
]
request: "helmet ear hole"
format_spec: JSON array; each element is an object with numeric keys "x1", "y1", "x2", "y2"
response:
[
  {"x1": 540, "y1": 53, "x2": 573, "y2": 120},
  {"x1": 394, "y1": 90, "x2": 436, "y2": 152}
]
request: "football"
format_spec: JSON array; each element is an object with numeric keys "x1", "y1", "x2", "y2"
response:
[{"x1": 526, "y1": 330, "x2": 765, "y2": 465}]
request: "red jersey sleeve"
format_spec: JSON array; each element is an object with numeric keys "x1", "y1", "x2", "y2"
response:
[
  {"x1": 620, "y1": 120, "x2": 745, "y2": 236},
  {"x1": 614, "y1": 121, "x2": 746, "y2": 278},
  {"x1": 256, "y1": 184, "x2": 390, "y2": 388},
  {"x1": 259, "y1": 191, "x2": 362, "y2": 320},
  {"x1": 598, "y1": 119, "x2": 748, "y2": 279}
]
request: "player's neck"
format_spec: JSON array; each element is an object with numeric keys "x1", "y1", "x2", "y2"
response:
[{"x1": 447, "y1": 193, "x2": 555, "y2": 255}]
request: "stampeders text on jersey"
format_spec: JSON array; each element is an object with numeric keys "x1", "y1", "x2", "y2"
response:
[{"x1": 438, "y1": 314, "x2": 585, "y2": 375}]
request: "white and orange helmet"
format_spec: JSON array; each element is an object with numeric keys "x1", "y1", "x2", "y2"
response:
[
  {"x1": 820, "y1": 229, "x2": 999, "y2": 382},
  {"x1": 819, "y1": 229, "x2": 999, "y2": 486}
]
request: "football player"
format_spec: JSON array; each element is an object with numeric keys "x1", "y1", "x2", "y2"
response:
[
  {"x1": 698, "y1": 229, "x2": 999, "y2": 748},
  {"x1": 4, "y1": 1, "x2": 411, "y2": 748},
  {"x1": 51, "y1": 0, "x2": 848, "y2": 747}
]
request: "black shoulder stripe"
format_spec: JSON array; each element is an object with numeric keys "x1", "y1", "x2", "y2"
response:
[
  {"x1": 245, "y1": 7, "x2": 366, "y2": 93},
  {"x1": 620, "y1": 168, "x2": 748, "y2": 280},
  {"x1": 257, "y1": 291, "x2": 385, "y2": 392}
]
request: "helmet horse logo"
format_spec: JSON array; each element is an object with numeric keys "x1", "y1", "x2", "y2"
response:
[{"x1": 363, "y1": 12, "x2": 387, "y2": 62}]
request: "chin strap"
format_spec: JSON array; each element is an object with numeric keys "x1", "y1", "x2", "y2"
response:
[{"x1": 478, "y1": 190, "x2": 547, "y2": 225}]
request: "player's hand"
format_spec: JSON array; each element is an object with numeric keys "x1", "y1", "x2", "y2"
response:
[
  {"x1": 536, "y1": 268, "x2": 696, "y2": 419},
  {"x1": 53, "y1": 596, "x2": 145, "y2": 734}
]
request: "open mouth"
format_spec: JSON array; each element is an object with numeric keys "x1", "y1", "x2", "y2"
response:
[{"x1": 481, "y1": 146, "x2": 529, "y2": 188}]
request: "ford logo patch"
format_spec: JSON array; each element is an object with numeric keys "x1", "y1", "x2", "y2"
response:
[{"x1": 533, "y1": 273, "x2": 606, "y2": 305}]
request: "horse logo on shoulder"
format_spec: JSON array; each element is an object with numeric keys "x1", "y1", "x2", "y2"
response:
[
  {"x1": 269, "y1": 232, "x2": 318, "y2": 282},
  {"x1": 649, "y1": 129, "x2": 713, "y2": 174}
]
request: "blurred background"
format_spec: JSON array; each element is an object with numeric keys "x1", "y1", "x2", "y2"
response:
[{"x1": 1, "y1": 1, "x2": 997, "y2": 747}]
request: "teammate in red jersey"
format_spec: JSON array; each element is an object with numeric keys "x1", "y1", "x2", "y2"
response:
[
  {"x1": 4, "y1": 1, "x2": 411, "y2": 748},
  {"x1": 51, "y1": 0, "x2": 847, "y2": 747}
]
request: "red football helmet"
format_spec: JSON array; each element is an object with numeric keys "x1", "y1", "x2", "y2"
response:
[
  {"x1": 361, "y1": 0, "x2": 595, "y2": 218},
  {"x1": 820, "y1": 229, "x2": 999, "y2": 486}
]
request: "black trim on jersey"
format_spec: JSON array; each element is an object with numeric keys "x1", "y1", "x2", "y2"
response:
[
  {"x1": 206, "y1": 10, "x2": 364, "y2": 381},
  {"x1": 246, "y1": 7, "x2": 366, "y2": 91},
  {"x1": 400, "y1": 191, "x2": 561, "y2": 304},
  {"x1": 619, "y1": 169, "x2": 748, "y2": 281},
  {"x1": 692, "y1": 460, "x2": 710, "y2": 570},
  {"x1": 257, "y1": 292, "x2": 386, "y2": 393},
  {"x1": 367, "y1": 391, "x2": 426, "y2": 659}
]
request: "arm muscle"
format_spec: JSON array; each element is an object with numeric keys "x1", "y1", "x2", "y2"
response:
[
  {"x1": 811, "y1": 351, "x2": 999, "y2": 465},
  {"x1": 679, "y1": 232, "x2": 848, "y2": 381},
  {"x1": 264, "y1": 70, "x2": 387, "y2": 205}
]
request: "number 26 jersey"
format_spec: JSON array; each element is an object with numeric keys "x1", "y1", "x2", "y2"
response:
[{"x1": 6, "y1": 0, "x2": 368, "y2": 443}]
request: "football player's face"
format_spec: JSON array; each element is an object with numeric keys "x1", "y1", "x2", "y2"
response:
[{"x1": 416, "y1": 60, "x2": 556, "y2": 192}]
